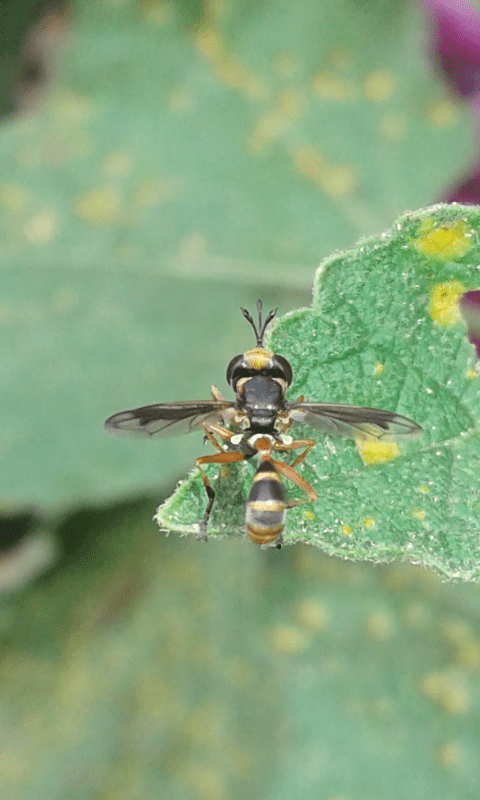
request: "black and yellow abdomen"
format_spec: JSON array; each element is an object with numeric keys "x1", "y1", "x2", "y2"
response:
[{"x1": 245, "y1": 459, "x2": 286, "y2": 545}]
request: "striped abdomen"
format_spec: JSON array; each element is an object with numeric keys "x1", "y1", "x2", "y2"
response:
[{"x1": 245, "y1": 459, "x2": 286, "y2": 545}]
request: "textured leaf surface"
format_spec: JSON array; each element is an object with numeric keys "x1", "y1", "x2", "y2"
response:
[
  {"x1": 2, "y1": 503, "x2": 480, "y2": 799},
  {"x1": 159, "y1": 203, "x2": 480, "y2": 580},
  {"x1": 0, "y1": 0, "x2": 469, "y2": 509}
]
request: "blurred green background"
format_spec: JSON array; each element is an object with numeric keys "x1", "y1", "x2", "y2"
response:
[{"x1": 1, "y1": 1, "x2": 480, "y2": 798}]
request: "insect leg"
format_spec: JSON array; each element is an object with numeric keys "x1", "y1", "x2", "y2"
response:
[
  {"x1": 273, "y1": 437, "x2": 316, "y2": 468},
  {"x1": 269, "y1": 457, "x2": 318, "y2": 508},
  {"x1": 211, "y1": 385, "x2": 238, "y2": 428},
  {"x1": 195, "y1": 450, "x2": 246, "y2": 540},
  {"x1": 201, "y1": 423, "x2": 232, "y2": 453},
  {"x1": 211, "y1": 385, "x2": 225, "y2": 402},
  {"x1": 201, "y1": 422, "x2": 237, "y2": 479}
]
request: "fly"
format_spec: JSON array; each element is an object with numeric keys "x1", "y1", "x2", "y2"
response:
[{"x1": 105, "y1": 301, "x2": 422, "y2": 547}]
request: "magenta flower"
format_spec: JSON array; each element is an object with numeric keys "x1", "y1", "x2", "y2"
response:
[{"x1": 422, "y1": 0, "x2": 480, "y2": 202}]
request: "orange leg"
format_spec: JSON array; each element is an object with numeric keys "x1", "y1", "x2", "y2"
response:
[
  {"x1": 211, "y1": 384, "x2": 226, "y2": 401},
  {"x1": 201, "y1": 422, "x2": 233, "y2": 453},
  {"x1": 270, "y1": 457, "x2": 318, "y2": 509},
  {"x1": 273, "y1": 436, "x2": 316, "y2": 468},
  {"x1": 211, "y1": 384, "x2": 239, "y2": 429},
  {"x1": 195, "y1": 450, "x2": 246, "y2": 540},
  {"x1": 200, "y1": 421, "x2": 237, "y2": 479}
]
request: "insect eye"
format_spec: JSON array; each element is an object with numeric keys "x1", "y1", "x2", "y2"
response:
[
  {"x1": 226, "y1": 354, "x2": 244, "y2": 387},
  {"x1": 230, "y1": 367, "x2": 257, "y2": 389},
  {"x1": 269, "y1": 367, "x2": 286, "y2": 379},
  {"x1": 272, "y1": 355, "x2": 293, "y2": 386}
]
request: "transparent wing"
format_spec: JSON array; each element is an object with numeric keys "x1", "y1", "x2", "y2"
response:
[
  {"x1": 288, "y1": 402, "x2": 422, "y2": 441},
  {"x1": 104, "y1": 400, "x2": 234, "y2": 438}
]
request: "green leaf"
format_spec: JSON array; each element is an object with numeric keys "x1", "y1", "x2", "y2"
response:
[
  {"x1": 3, "y1": 504, "x2": 480, "y2": 799},
  {"x1": 158, "y1": 202, "x2": 480, "y2": 581},
  {"x1": 0, "y1": 0, "x2": 470, "y2": 509}
]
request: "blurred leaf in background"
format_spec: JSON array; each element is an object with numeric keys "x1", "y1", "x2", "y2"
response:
[
  {"x1": 2, "y1": 2, "x2": 480, "y2": 799},
  {"x1": 2, "y1": 504, "x2": 480, "y2": 800},
  {"x1": 0, "y1": 0, "x2": 471, "y2": 509}
]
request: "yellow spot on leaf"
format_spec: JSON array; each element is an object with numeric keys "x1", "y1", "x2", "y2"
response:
[
  {"x1": 311, "y1": 71, "x2": 354, "y2": 101},
  {"x1": 374, "y1": 361, "x2": 384, "y2": 376},
  {"x1": 428, "y1": 280, "x2": 465, "y2": 326},
  {"x1": 248, "y1": 112, "x2": 288, "y2": 153},
  {"x1": 75, "y1": 188, "x2": 120, "y2": 224},
  {"x1": 455, "y1": 638, "x2": 480, "y2": 670},
  {"x1": 413, "y1": 509, "x2": 426, "y2": 520},
  {"x1": 363, "y1": 517, "x2": 375, "y2": 529},
  {"x1": 194, "y1": 25, "x2": 263, "y2": 98},
  {"x1": 341, "y1": 524, "x2": 352, "y2": 536},
  {"x1": 247, "y1": 89, "x2": 303, "y2": 153},
  {"x1": 183, "y1": 763, "x2": 226, "y2": 800},
  {"x1": 356, "y1": 438, "x2": 401, "y2": 465},
  {"x1": 295, "y1": 600, "x2": 328, "y2": 631},
  {"x1": 139, "y1": 0, "x2": 173, "y2": 24},
  {"x1": 365, "y1": 611, "x2": 393, "y2": 640},
  {"x1": 53, "y1": 89, "x2": 92, "y2": 123},
  {"x1": 419, "y1": 670, "x2": 468, "y2": 714},
  {"x1": 440, "y1": 619, "x2": 480, "y2": 668},
  {"x1": 415, "y1": 218, "x2": 472, "y2": 259},
  {"x1": 427, "y1": 100, "x2": 458, "y2": 126},
  {"x1": 24, "y1": 212, "x2": 57, "y2": 243},
  {"x1": 276, "y1": 88, "x2": 303, "y2": 120},
  {"x1": 0, "y1": 184, "x2": 28, "y2": 212},
  {"x1": 467, "y1": 368, "x2": 476, "y2": 380},
  {"x1": 291, "y1": 145, "x2": 356, "y2": 196},
  {"x1": 364, "y1": 70, "x2": 396, "y2": 101},
  {"x1": 267, "y1": 624, "x2": 309, "y2": 653},
  {"x1": 319, "y1": 164, "x2": 356, "y2": 196},
  {"x1": 418, "y1": 484, "x2": 429, "y2": 494},
  {"x1": 437, "y1": 742, "x2": 462, "y2": 768},
  {"x1": 303, "y1": 510, "x2": 315, "y2": 522}
]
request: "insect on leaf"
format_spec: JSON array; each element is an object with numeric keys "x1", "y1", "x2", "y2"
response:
[{"x1": 157, "y1": 203, "x2": 480, "y2": 581}]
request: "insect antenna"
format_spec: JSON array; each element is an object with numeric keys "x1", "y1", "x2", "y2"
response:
[{"x1": 240, "y1": 299, "x2": 277, "y2": 346}]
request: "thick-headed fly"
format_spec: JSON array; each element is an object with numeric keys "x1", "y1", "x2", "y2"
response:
[{"x1": 105, "y1": 301, "x2": 422, "y2": 548}]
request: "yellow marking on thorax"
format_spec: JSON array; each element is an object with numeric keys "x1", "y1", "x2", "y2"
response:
[{"x1": 244, "y1": 347, "x2": 272, "y2": 370}]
